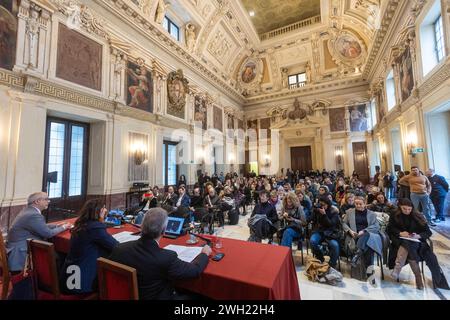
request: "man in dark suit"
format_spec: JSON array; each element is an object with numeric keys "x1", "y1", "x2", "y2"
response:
[
  {"x1": 426, "y1": 169, "x2": 449, "y2": 222},
  {"x1": 162, "y1": 186, "x2": 178, "y2": 209},
  {"x1": 6, "y1": 192, "x2": 72, "y2": 272},
  {"x1": 108, "y1": 208, "x2": 212, "y2": 300}
]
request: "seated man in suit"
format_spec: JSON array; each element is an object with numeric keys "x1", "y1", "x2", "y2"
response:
[
  {"x1": 6, "y1": 192, "x2": 72, "y2": 272},
  {"x1": 108, "y1": 207, "x2": 212, "y2": 300},
  {"x1": 161, "y1": 186, "x2": 178, "y2": 213}
]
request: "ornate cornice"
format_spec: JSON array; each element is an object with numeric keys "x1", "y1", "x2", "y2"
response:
[
  {"x1": 98, "y1": 0, "x2": 245, "y2": 105},
  {"x1": 244, "y1": 77, "x2": 369, "y2": 106},
  {"x1": 0, "y1": 68, "x2": 188, "y2": 130},
  {"x1": 363, "y1": 0, "x2": 401, "y2": 79}
]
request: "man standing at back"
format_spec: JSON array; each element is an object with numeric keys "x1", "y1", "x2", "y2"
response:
[
  {"x1": 399, "y1": 166, "x2": 435, "y2": 226},
  {"x1": 426, "y1": 168, "x2": 449, "y2": 223},
  {"x1": 6, "y1": 192, "x2": 71, "y2": 272}
]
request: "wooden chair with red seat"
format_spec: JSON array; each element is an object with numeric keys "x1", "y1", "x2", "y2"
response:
[
  {"x1": 27, "y1": 239, "x2": 97, "y2": 300},
  {"x1": 0, "y1": 232, "x2": 11, "y2": 299},
  {"x1": 97, "y1": 257, "x2": 138, "y2": 300}
]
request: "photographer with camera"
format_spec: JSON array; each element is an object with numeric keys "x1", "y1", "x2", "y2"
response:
[{"x1": 309, "y1": 196, "x2": 341, "y2": 269}]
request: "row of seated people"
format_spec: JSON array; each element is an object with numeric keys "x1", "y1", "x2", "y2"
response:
[
  {"x1": 133, "y1": 184, "x2": 245, "y2": 229},
  {"x1": 248, "y1": 189, "x2": 449, "y2": 290}
]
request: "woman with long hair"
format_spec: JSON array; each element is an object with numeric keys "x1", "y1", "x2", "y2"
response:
[
  {"x1": 387, "y1": 198, "x2": 449, "y2": 290},
  {"x1": 61, "y1": 199, "x2": 119, "y2": 294},
  {"x1": 279, "y1": 192, "x2": 306, "y2": 248}
]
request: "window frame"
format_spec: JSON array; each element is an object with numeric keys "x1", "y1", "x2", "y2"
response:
[
  {"x1": 42, "y1": 117, "x2": 89, "y2": 200},
  {"x1": 163, "y1": 16, "x2": 180, "y2": 42},
  {"x1": 434, "y1": 15, "x2": 445, "y2": 62},
  {"x1": 288, "y1": 72, "x2": 307, "y2": 89},
  {"x1": 162, "y1": 140, "x2": 179, "y2": 187}
]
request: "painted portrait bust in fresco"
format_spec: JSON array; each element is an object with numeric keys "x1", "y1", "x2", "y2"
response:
[
  {"x1": 241, "y1": 61, "x2": 257, "y2": 83},
  {"x1": 336, "y1": 34, "x2": 362, "y2": 60}
]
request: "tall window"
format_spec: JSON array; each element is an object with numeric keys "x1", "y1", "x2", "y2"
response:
[
  {"x1": 162, "y1": 141, "x2": 178, "y2": 186},
  {"x1": 386, "y1": 70, "x2": 396, "y2": 111},
  {"x1": 163, "y1": 16, "x2": 180, "y2": 41},
  {"x1": 369, "y1": 98, "x2": 378, "y2": 129},
  {"x1": 43, "y1": 118, "x2": 89, "y2": 215},
  {"x1": 434, "y1": 15, "x2": 445, "y2": 62},
  {"x1": 288, "y1": 73, "x2": 306, "y2": 89}
]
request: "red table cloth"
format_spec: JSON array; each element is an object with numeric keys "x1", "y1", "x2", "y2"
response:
[{"x1": 52, "y1": 219, "x2": 301, "y2": 300}]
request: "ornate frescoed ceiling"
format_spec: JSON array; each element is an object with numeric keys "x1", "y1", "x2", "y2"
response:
[{"x1": 240, "y1": 0, "x2": 321, "y2": 35}]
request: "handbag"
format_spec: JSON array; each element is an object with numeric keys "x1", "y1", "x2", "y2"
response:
[{"x1": 8, "y1": 253, "x2": 36, "y2": 300}]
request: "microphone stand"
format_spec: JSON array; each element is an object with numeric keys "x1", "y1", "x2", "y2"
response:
[{"x1": 188, "y1": 230, "x2": 212, "y2": 246}]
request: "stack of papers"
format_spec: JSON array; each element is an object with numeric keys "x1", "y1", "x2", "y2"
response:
[
  {"x1": 112, "y1": 231, "x2": 141, "y2": 243},
  {"x1": 399, "y1": 236, "x2": 421, "y2": 243},
  {"x1": 164, "y1": 245, "x2": 202, "y2": 263}
]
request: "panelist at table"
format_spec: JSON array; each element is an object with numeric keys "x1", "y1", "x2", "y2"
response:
[{"x1": 108, "y1": 207, "x2": 212, "y2": 300}]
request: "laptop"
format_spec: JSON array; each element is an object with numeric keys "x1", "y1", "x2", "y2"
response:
[{"x1": 163, "y1": 216, "x2": 185, "y2": 239}]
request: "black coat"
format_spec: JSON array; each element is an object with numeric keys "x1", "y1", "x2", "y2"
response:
[
  {"x1": 251, "y1": 201, "x2": 278, "y2": 224},
  {"x1": 386, "y1": 212, "x2": 449, "y2": 289},
  {"x1": 138, "y1": 198, "x2": 158, "y2": 211},
  {"x1": 108, "y1": 237, "x2": 209, "y2": 300},
  {"x1": 310, "y1": 207, "x2": 341, "y2": 240},
  {"x1": 61, "y1": 221, "x2": 119, "y2": 293},
  {"x1": 429, "y1": 174, "x2": 449, "y2": 198}
]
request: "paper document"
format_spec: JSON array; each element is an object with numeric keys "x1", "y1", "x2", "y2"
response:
[
  {"x1": 112, "y1": 231, "x2": 140, "y2": 243},
  {"x1": 399, "y1": 236, "x2": 421, "y2": 243},
  {"x1": 164, "y1": 245, "x2": 202, "y2": 263}
]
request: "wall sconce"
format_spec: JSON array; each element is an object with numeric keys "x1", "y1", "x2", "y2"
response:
[
  {"x1": 406, "y1": 132, "x2": 417, "y2": 157},
  {"x1": 379, "y1": 143, "x2": 386, "y2": 160},
  {"x1": 334, "y1": 146, "x2": 344, "y2": 170},
  {"x1": 262, "y1": 154, "x2": 271, "y2": 167},
  {"x1": 131, "y1": 142, "x2": 147, "y2": 165}
]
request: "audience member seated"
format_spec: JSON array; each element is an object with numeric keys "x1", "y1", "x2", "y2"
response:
[
  {"x1": 368, "y1": 192, "x2": 396, "y2": 215},
  {"x1": 339, "y1": 193, "x2": 355, "y2": 217},
  {"x1": 309, "y1": 196, "x2": 341, "y2": 269},
  {"x1": 387, "y1": 198, "x2": 449, "y2": 290},
  {"x1": 297, "y1": 192, "x2": 312, "y2": 220},
  {"x1": 279, "y1": 192, "x2": 307, "y2": 248},
  {"x1": 269, "y1": 190, "x2": 283, "y2": 216},
  {"x1": 134, "y1": 192, "x2": 158, "y2": 224},
  {"x1": 61, "y1": 199, "x2": 119, "y2": 294},
  {"x1": 248, "y1": 190, "x2": 279, "y2": 242},
  {"x1": 6, "y1": 192, "x2": 71, "y2": 273},
  {"x1": 204, "y1": 187, "x2": 224, "y2": 227},
  {"x1": 175, "y1": 186, "x2": 191, "y2": 209},
  {"x1": 108, "y1": 208, "x2": 212, "y2": 299},
  {"x1": 367, "y1": 186, "x2": 380, "y2": 204},
  {"x1": 190, "y1": 187, "x2": 206, "y2": 222},
  {"x1": 342, "y1": 196, "x2": 382, "y2": 279},
  {"x1": 161, "y1": 186, "x2": 178, "y2": 212}
]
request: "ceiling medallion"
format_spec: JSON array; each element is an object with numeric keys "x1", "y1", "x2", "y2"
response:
[
  {"x1": 237, "y1": 56, "x2": 263, "y2": 96},
  {"x1": 327, "y1": 29, "x2": 367, "y2": 70}
]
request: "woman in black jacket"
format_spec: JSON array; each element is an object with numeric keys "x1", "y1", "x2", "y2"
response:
[
  {"x1": 387, "y1": 198, "x2": 449, "y2": 290},
  {"x1": 61, "y1": 199, "x2": 119, "y2": 293},
  {"x1": 309, "y1": 196, "x2": 341, "y2": 268}
]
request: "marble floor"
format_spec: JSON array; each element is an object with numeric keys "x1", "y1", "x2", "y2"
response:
[{"x1": 217, "y1": 208, "x2": 450, "y2": 300}]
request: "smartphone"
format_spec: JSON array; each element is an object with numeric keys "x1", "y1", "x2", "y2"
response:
[{"x1": 212, "y1": 253, "x2": 225, "y2": 261}]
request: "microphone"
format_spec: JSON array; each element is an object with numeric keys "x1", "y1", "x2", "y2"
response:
[{"x1": 188, "y1": 231, "x2": 212, "y2": 246}]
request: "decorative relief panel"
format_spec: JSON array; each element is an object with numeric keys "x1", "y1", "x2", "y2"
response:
[
  {"x1": 213, "y1": 105, "x2": 223, "y2": 132},
  {"x1": 348, "y1": 104, "x2": 368, "y2": 132},
  {"x1": 167, "y1": 69, "x2": 188, "y2": 119},
  {"x1": 0, "y1": 3, "x2": 17, "y2": 70},
  {"x1": 194, "y1": 95, "x2": 207, "y2": 130},
  {"x1": 327, "y1": 29, "x2": 367, "y2": 72},
  {"x1": 56, "y1": 23, "x2": 102, "y2": 91},
  {"x1": 328, "y1": 107, "x2": 346, "y2": 132},
  {"x1": 126, "y1": 59, "x2": 153, "y2": 113},
  {"x1": 207, "y1": 28, "x2": 233, "y2": 64}
]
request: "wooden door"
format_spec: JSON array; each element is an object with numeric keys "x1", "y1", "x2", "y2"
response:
[
  {"x1": 352, "y1": 142, "x2": 370, "y2": 184},
  {"x1": 290, "y1": 146, "x2": 312, "y2": 172}
]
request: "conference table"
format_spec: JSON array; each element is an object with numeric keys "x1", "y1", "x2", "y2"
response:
[{"x1": 52, "y1": 219, "x2": 301, "y2": 300}]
